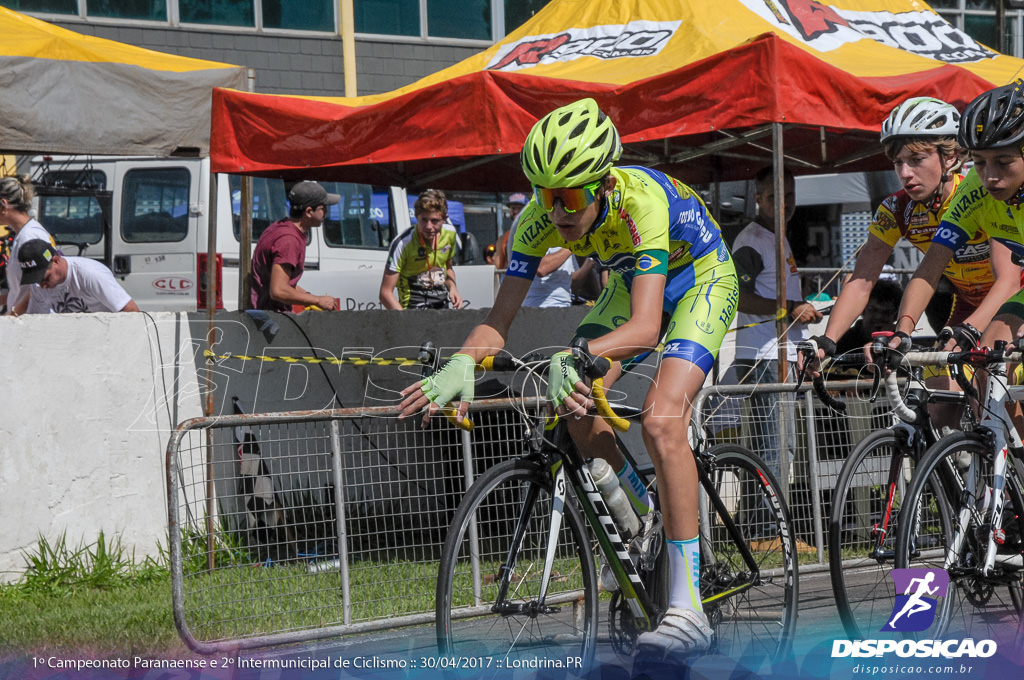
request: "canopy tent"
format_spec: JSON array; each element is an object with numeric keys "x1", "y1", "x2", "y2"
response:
[
  {"x1": 0, "y1": 7, "x2": 247, "y2": 157},
  {"x1": 210, "y1": 0, "x2": 1024, "y2": 189}
]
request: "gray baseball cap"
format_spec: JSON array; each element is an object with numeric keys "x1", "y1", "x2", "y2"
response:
[{"x1": 288, "y1": 181, "x2": 340, "y2": 211}]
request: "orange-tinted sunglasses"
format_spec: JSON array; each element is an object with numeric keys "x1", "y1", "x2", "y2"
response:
[{"x1": 533, "y1": 180, "x2": 602, "y2": 213}]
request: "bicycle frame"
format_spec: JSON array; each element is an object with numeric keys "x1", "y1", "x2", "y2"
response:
[
  {"x1": 892, "y1": 346, "x2": 1024, "y2": 576},
  {"x1": 952, "y1": 359, "x2": 1024, "y2": 577}
]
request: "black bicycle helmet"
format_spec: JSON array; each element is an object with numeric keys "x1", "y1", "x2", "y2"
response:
[{"x1": 959, "y1": 79, "x2": 1024, "y2": 150}]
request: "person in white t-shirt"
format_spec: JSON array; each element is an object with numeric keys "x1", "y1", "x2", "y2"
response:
[
  {"x1": 17, "y1": 239, "x2": 139, "y2": 314},
  {"x1": 731, "y1": 167, "x2": 820, "y2": 552},
  {"x1": 522, "y1": 247, "x2": 577, "y2": 308},
  {"x1": 1, "y1": 175, "x2": 53, "y2": 314}
]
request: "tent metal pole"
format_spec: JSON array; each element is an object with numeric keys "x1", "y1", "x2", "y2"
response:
[
  {"x1": 773, "y1": 123, "x2": 787, "y2": 383},
  {"x1": 238, "y1": 69, "x2": 257, "y2": 310}
]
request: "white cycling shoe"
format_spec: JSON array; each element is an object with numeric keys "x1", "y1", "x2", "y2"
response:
[{"x1": 636, "y1": 608, "x2": 714, "y2": 658}]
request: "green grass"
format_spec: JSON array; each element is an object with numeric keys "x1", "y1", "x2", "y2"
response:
[{"x1": 0, "y1": 532, "x2": 184, "y2": 658}]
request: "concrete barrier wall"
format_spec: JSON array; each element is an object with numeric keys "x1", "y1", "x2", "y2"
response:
[
  {"x1": 0, "y1": 312, "x2": 204, "y2": 582},
  {"x1": 0, "y1": 306, "x2": 825, "y2": 583},
  {"x1": 0, "y1": 307, "x2": 609, "y2": 582}
]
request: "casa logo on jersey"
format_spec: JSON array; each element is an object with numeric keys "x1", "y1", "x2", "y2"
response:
[
  {"x1": 486, "y1": 21, "x2": 681, "y2": 71},
  {"x1": 882, "y1": 568, "x2": 949, "y2": 632},
  {"x1": 741, "y1": 0, "x2": 994, "y2": 64}
]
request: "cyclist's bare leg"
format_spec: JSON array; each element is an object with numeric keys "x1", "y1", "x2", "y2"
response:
[
  {"x1": 640, "y1": 356, "x2": 704, "y2": 543},
  {"x1": 635, "y1": 356, "x2": 714, "y2": 654}
]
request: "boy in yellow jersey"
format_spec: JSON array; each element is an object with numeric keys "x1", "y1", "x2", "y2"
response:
[
  {"x1": 891, "y1": 81, "x2": 1024, "y2": 358},
  {"x1": 400, "y1": 98, "x2": 739, "y2": 657}
]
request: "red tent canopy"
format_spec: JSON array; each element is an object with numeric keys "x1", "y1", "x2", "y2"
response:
[{"x1": 211, "y1": 0, "x2": 1019, "y2": 188}]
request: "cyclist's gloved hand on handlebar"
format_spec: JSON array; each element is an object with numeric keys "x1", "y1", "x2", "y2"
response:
[
  {"x1": 889, "y1": 330, "x2": 913, "y2": 354},
  {"x1": 939, "y1": 323, "x2": 982, "y2": 350},
  {"x1": 546, "y1": 350, "x2": 586, "y2": 414},
  {"x1": 421, "y1": 353, "x2": 476, "y2": 410},
  {"x1": 796, "y1": 335, "x2": 834, "y2": 378},
  {"x1": 808, "y1": 335, "x2": 836, "y2": 360}
]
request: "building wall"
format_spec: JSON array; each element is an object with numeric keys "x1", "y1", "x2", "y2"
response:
[{"x1": 50, "y1": 21, "x2": 481, "y2": 96}]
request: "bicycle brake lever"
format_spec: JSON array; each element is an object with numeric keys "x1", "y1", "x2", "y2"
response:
[{"x1": 570, "y1": 337, "x2": 609, "y2": 380}]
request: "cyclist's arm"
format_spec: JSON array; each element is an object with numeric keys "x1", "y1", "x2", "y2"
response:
[
  {"x1": 824, "y1": 234, "x2": 893, "y2": 342},
  {"x1": 894, "y1": 243, "x2": 954, "y2": 336},
  {"x1": 585, "y1": 272, "x2": 666, "y2": 361},
  {"x1": 444, "y1": 264, "x2": 463, "y2": 309},
  {"x1": 961, "y1": 239, "x2": 1021, "y2": 331},
  {"x1": 378, "y1": 270, "x2": 403, "y2": 310}
]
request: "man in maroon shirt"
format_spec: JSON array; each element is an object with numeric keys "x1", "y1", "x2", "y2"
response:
[{"x1": 250, "y1": 181, "x2": 340, "y2": 312}]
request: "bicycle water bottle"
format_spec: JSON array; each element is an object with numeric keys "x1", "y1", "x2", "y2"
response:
[{"x1": 588, "y1": 458, "x2": 639, "y2": 539}]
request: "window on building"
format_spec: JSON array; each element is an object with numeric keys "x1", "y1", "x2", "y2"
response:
[
  {"x1": 504, "y1": 0, "x2": 546, "y2": 33},
  {"x1": 87, "y1": 0, "x2": 167, "y2": 21},
  {"x1": 261, "y1": 0, "x2": 333, "y2": 31},
  {"x1": 935, "y1": 0, "x2": 1010, "y2": 53},
  {"x1": 0, "y1": 0, "x2": 75, "y2": 11},
  {"x1": 180, "y1": 0, "x2": 253, "y2": 27},
  {"x1": 354, "y1": 0, "x2": 418, "y2": 37},
  {"x1": 427, "y1": 0, "x2": 489, "y2": 40}
]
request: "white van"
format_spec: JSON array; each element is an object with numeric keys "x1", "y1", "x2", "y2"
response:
[{"x1": 30, "y1": 156, "x2": 497, "y2": 311}]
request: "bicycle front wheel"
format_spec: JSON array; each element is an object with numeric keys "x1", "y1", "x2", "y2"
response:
[
  {"x1": 828, "y1": 429, "x2": 950, "y2": 639},
  {"x1": 435, "y1": 458, "x2": 598, "y2": 670},
  {"x1": 895, "y1": 432, "x2": 1024, "y2": 642},
  {"x1": 700, "y1": 444, "x2": 798, "y2": 665}
]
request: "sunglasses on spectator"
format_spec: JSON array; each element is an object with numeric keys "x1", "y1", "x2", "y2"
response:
[{"x1": 533, "y1": 180, "x2": 602, "y2": 213}]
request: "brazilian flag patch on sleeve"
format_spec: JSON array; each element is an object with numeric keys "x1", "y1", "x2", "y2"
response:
[{"x1": 635, "y1": 250, "x2": 668, "y2": 275}]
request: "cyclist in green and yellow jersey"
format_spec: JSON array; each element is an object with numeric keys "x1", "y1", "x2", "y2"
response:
[{"x1": 399, "y1": 98, "x2": 738, "y2": 657}]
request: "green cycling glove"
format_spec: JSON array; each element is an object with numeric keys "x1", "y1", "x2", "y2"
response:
[
  {"x1": 547, "y1": 350, "x2": 583, "y2": 407},
  {"x1": 421, "y1": 353, "x2": 476, "y2": 407}
]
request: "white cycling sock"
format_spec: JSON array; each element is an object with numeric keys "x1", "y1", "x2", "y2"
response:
[
  {"x1": 616, "y1": 460, "x2": 653, "y2": 515},
  {"x1": 667, "y1": 537, "x2": 702, "y2": 611}
]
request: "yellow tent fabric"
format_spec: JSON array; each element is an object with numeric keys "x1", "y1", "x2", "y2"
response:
[
  {"x1": 0, "y1": 7, "x2": 247, "y2": 156},
  {"x1": 314, "y1": 0, "x2": 1024, "y2": 107},
  {"x1": 211, "y1": 0, "x2": 1024, "y2": 187}
]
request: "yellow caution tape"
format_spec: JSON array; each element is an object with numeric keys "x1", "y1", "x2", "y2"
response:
[{"x1": 203, "y1": 350, "x2": 421, "y2": 366}]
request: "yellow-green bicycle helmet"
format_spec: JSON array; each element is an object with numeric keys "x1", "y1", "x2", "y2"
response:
[{"x1": 521, "y1": 98, "x2": 622, "y2": 188}]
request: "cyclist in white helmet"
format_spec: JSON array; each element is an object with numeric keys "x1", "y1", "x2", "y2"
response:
[
  {"x1": 802, "y1": 97, "x2": 1018, "y2": 390},
  {"x1": 400, "y1": 98, "x2": 739, "y2": 657}
]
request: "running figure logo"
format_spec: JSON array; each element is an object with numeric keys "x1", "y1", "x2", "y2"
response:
[{"x1": 882, "y1": 568, "x2": 950, "y2": 632}]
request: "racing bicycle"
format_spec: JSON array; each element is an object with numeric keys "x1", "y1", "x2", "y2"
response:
[
  {"x1": 432, "y1": 341, "x2": 799, "y2": 674},
  {"x1": 798, "y1": 335, "x2": 974, "y2": 639},
  {"x1": 892, "y1": 341, "x2": 1024, "y2": 644}
]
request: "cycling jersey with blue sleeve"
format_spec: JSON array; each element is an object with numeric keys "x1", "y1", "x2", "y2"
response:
[
  {"x1": 508, "y1": 166, "x2": 732, "y2": 304},
  {"x1": 931, "y1": 168, "x2": 1024, "y2": 259},
  {"x1": 507, "y1": 166, "x2": 737, "y2": 373}
]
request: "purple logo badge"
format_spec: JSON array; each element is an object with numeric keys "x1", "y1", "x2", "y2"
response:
[{"x1": 882, "y1": 568, "x2": 950, "y2": 632}]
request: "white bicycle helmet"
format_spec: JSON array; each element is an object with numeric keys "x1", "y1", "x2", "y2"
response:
[{"x1": 880, "y1": 97, "x2": 960, "y2": 142}]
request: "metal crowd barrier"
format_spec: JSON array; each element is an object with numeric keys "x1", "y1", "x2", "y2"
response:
[
  {"x1": 695, "y1": 378, "x2": 899, "y2": 564},
  {"x1": 167, "y1": 377, "x2": 896, "y2": 652},
  {"x1": 166, "y1": 398, "x2": 533, "y2": 653}
]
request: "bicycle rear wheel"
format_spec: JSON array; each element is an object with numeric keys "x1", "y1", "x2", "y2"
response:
[
  {"x1": 828, "y1": 429, "x2": 950, "y2": 638},
  {"x1": 435, "y1": 457, "x2": 598, "y2": 671},
  {"x1": 699, "y1": 444, "x2": 798, "y2": 665},
  {"x1": 895, "y1": 432, "x2": 1024, "y2": 642}
]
